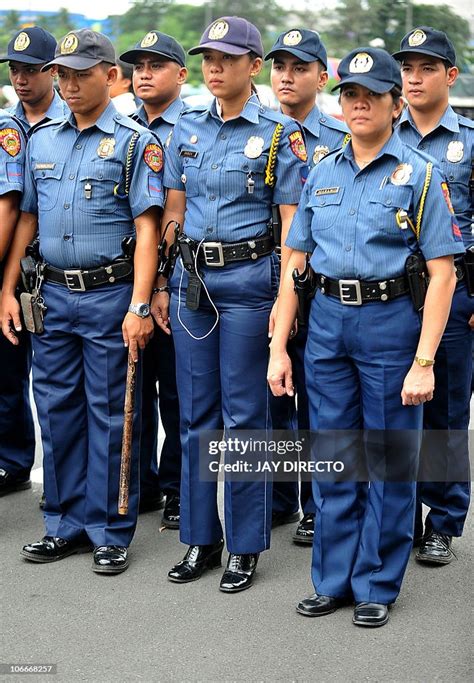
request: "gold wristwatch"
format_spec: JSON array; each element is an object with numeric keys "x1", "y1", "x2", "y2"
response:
[{"x1": 415, "y1": 356, "x2": 435, "y2": 367}]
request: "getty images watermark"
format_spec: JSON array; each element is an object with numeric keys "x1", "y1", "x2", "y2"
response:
[{"x1": 198, "y1": 430, "x2": 473, "y2": 483}]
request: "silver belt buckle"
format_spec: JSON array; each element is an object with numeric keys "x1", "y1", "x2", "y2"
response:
[
  {"x1": 203, "y1": 242, "x2": 225, "y2": 267},
  {"x1": 64, "y1": 269, "x2": 86, "y2": 291},
  {"x1": 339, "y1": 279, "x2": 362, "y2": 305}
]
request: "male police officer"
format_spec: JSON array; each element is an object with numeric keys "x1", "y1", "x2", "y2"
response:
[
  {"x1": 394, "y1": 27, "x2": 473, "y2": 565},
  {"x1": 120, "y1": 31, "x2": 187, "y2": 527},
  {"x1": 0, "y1": 26, "x2": 68, "y2": 135},
  {"x1": 1, "y1": 29, "x2": 164, "y2": 574},
  {"x1": 0, "y1": 27, "x2": 67, "y2": 498},
  {"x1": 265, "y1": 29, "x2": 348, "y2": 544},
  {"x1": 0, "y1": 110, "x2": 33, "y2": 497},
  {"x1": 110, "y1": 58, "x2": 137, "y2": 116}
]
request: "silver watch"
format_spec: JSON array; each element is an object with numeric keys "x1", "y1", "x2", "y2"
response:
[{"x1": 128, "y1": 302, "x2": 150, "y2": 318}]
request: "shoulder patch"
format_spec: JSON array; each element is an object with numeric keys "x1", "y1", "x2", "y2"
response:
[
  {"x1": 289, "y1": 130, "x2": 308, "y2": 162},
  {"x1": 144, "y1": 143, "x2": 163, "y2": 172},
  {"x1": 0, "y1": 128, "x2": 21, "y2": 157},
  {"x1": 440, "y1": 181, "x2": 455, "y2": 214}
]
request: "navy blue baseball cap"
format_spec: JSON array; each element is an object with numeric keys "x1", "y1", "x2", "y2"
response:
[
  {"x1": 0, "y1": 26, "x2": 57, "y2": 65},
  {"x1": 120, "y1": 31, "x2": 186, "y2": 67},
  {"x1": 332, "y1": 47, "x2": 402, "y2": 94},
  {"x1": 393, "y1": 27, "x2": 456, "y2": 66},
  {"x1": 188, "y1": 16, "x2": 264, "y2": 59},
  {"x1": 43, "y1": 29, "x2": 116, "y2": 71},
  {"x1": 265, "y1": 28, "x2": 328, "y2": 70}
]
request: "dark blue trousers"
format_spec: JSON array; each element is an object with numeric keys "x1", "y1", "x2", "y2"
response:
[
  {"x1": 271, "y1": 324, "x2": 314, "y2": 515},
  {"x1": 32, "y1": 282, "x2": 140, "y2": 547},
  {"x1": 170, "y1": 256, "x2": 277, "y2": 554},
  {"x1": 0, "y1": 329, "x2": 35, "y2": 477},
  {"x1": 140, "y1": 324, "x2": 181, "y2": 498},
  {"x1": 306, "y1": 292, "x2": 422, "y2": 604},
  {"x1": 416, "y1": 283, "x2": 472, "y2": 538}
]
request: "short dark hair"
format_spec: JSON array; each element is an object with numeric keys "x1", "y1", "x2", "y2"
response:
[{"x1": 116, "y1": 57, "x2": 133, "y2": 82}]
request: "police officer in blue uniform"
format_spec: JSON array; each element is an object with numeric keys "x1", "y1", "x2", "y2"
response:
[
  {"x1": 266, "y1": 27, "x2": 349, "y2": 544},
  {"x1": 1, "y1": 29, "x2": 164, "y2": 574},
  {"x1": 120, "y1": 31, "x2": 188, "y2": 526},
  {"x1": 0, "y1": 110, "x2": 34, "y2": 496},
  {"x1": 0, "y1": 27, "x2": 68, "y2": 136},
  {"x1": 393, "y1": 27, "x2": 473, "y2": 565},
  {"x1": 268, "y1": 47, "x2": 464, "y2": 626},
  {"x1": 154, "y1": 16, "x2": 306, "y2": 591}
]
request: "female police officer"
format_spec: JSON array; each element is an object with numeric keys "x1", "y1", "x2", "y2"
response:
[
  {"x1": 154, "y1": 16, "x2": 306, "y2": 592},
  {"x1": 267, "y1": 47, "x2": 464, "y2": 625}
]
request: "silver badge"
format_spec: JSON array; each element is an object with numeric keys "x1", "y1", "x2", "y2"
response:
[
  {"x1": 244, "y1": 136, "x2": 264, "y2": 159},
  {"x1": 313, "y1": 145, "x2": 330, "y2": 164},
  {"x1": 390, "y1": 163, "x2": 413, "y2": 185},
  {"x1": 446, "y1": 140, "x2": 464, "y2": 163}
]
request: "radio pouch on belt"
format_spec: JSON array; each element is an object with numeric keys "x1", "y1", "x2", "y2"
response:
[{"x1": 178, "y1": 234, "x2": 202, "y2": 311}]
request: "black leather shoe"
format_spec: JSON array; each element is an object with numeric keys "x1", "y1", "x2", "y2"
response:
[
  {"x1": 92, "y1": 546, "x2": 129, "y2": 574},
  {"x1": 168, "y1": 540, "x2": 224, "y2": 583},
  {"x1": 161, "y1": 494, "x2": 180, "y2": 529},
  {"x1": 219, "y1": 553, "x2": 259, "y2": 593},
  {"x1": 296, "y1": 593, "x2": 349, "y2": 617},
  {"x1": 0, "y1": 468, "x2": 31, "y2": 497},
  {"x1": 293, "y1": 513, "x2": 315, "y2": 545},
  {"x1": 416, "y1": 529, "x2": 453, "y2": 564},
  {"x1": 272, "y1": 510, "x2": 300, "y2": 528},
  {"x1": 139, "y1": 490, "x2": 165, "y2": 514},
  {"x1": 21, "y1": 536, "x2": 92, "y2": 563},
  {"x1": 353, "y1": 602, "x2": 389, "y2": 627}
]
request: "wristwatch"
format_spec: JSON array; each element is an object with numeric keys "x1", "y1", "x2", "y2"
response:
[
  {"x1": 128, "y1": 302, "x2": 150, "y2": 318},
  {"x1": 415, "y1": 356, "x2": 435, "y2": 367}
]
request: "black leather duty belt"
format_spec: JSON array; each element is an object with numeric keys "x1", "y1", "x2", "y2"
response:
[
  {"x1": 43, "y1": 260, "x2": 133, "y2": 292},
  {"x1": 315, "y1": 273, "x2": 409, "y2": 305},
  {"x1": 185, "y1": 235, "x2": 274, "y2": 267}
]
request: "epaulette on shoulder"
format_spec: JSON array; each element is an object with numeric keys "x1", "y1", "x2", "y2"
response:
[
  {"x1": 319, "y1": 115, "x2": 348, "y2": 134},
  {"x1": 114, "y1": 113, "x2": 146, "y2": 133},
  {"x1": 318, "y1": 147, "x2": 341, "y2": 164},
  {"x1": 258, "y1": 106, "x2": 289, "y2": 125},
  {"x1": 404, "y1": 144, "x2": 438, "y2": 167},
  {"x1": 30, "y1": 117, "x2": 63, "y2": 135},
  {"x1": 180, "y1": 104, "x2": 208, "y2": 116},
  {"x1": 457, "y1": 113, "x2": 474, "y2": 129}
]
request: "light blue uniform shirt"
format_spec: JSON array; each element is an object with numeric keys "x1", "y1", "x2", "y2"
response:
[
  {"x1": 0, "y1": 109, "x2": 24, "y2": 196},
  {"x1": 287, "y1": 133, "x2": 465, "y2": 281},
  {"x1": 396, "y1": 106, "x2": 473, "y2": 248},
  {"x1": 301, "y1": 105, "x2": 348, "y2": 168},
  {"x1": 10, "y1": 90, "x2": 69, "y2": 138},
  {"x1": 164, "y1": 94, "x2": 306, "y2": 243},
  {"x1": 21, "y1": 101, "x2": 164, "y2": 269},
  {"x1": 133, "y1": 97, "x2": 185, "y2": 147}
]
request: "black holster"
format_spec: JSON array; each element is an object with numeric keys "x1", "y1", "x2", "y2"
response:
[
  {"x1": 20, "y1": 238, "x2": 41, "y2": 292},
  {"x1": 464, "y1": 246, "x2": 474, "y2": 297},
  {"x1": 270, "y1": 204, "x2": 282, "y2": 260},
  {"x1": 177, "y1": 234, "x2": 201, "y2": 311},
  {"x1": 293, "y1": 260, "x2": 316, "y2": 326},
  {"x1": 405, "y1": 252, "x2": 428, "y2": 312}
]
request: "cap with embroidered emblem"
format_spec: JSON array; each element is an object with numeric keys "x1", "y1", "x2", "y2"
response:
[
  {"x1": 0, "y1": 26, "x2": 57, "y2": 65},
  {"x1": 332, "y1": 47, "x2": 402, "y2": 94},
  {"x1": 188, "y1": 16, "x2": 263, "y2": 58},
  {"x1": 392, "y1": 26, "x2": 456, "y2": 66},
  {"x1": 120, "y1": 31, "x2": 186, "y2": 67},
  {"x1": 264, "y1": 28, "x2": 327, "y2": 69},
  {"x1": 43, "y1": 29, "x2": 116, "y2": 71}
]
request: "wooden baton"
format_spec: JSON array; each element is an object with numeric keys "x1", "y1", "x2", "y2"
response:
[{"x1": 118, "y1": 351, "x2": 137, "y2": 515}]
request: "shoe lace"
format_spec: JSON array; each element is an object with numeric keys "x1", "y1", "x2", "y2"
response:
[
  {"x1": 427, "y1": 532, "x2": 457, "y2": 559},
  {"x1": 228, "y1": 554, "x2": 242, "y2": 571}
]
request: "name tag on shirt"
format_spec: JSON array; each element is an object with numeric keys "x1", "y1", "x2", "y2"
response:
[
  {"x1": 180, "y1": 150, "x2": 199, "y2": 159},
  {"x1": 34, "y1": 163, "x2": 56, "y2": 170},
  {"x1": 315, "y1": 187, "x2": 340, "y2": 196}
]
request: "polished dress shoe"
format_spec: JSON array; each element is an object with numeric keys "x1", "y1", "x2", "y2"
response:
[
  {"x1": 219, "y1": 553, "x2": 259, "y2": 593},
  {"x1": 0, "y1": 468, "x2": 31, "y2": 497},
  {"x1": 168, "y1": 540, "x2": 224, "y2": 583},
  {"x1": 92, "y1": 546, "x2": 129, "y2": 574},
  {"x1": 271, "y1": 510, "x2": 300, "y2": 528},
  {"x1": 296, "y1": 593, "x2": 349, "y2": 617},
  {"x1": 293, "y1": 513, "x2": 315, "y2": 545},
  {"x1": 353, "y1": 602, "x2": 389, "y2": 627},
  {"x1": 416, "y1": 529, "x2": 453, "y2": 564},
  {"x1": 21, "y1": 536, "x2": 92, "y2": 563},
  {"x1": 161, "y1": 494, "x2": 180, "y2": 529},
  {"x1": 138, "y1": 490, "x2": 165, "y2": 514}
]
